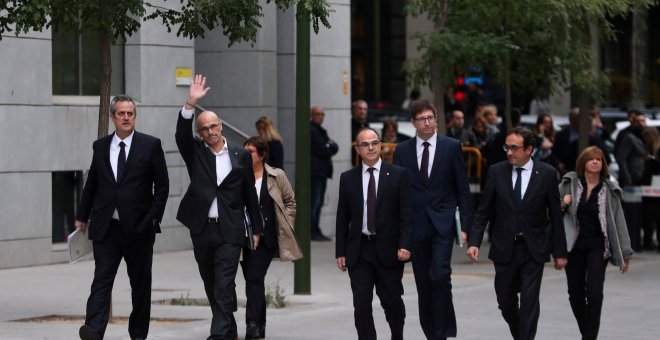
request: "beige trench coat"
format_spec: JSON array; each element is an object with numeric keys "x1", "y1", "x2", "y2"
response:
[{"x1": 265, "y1": 164, "x2": 303, "y2": 261}]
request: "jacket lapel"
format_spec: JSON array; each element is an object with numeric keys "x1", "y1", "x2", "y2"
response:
[
  {"x1": 119, "y1": 131, "x2": 140, "y2": 182},
  {"x1": 376, "y1": 163, "x2": 388, "y2": 208},
  {"x1": 521, "y1": 161, "x2": 540, "y2": 204},
  {"x1": 355, "y1": 167, "x2": 365, "y2": 225},
  {"x1": 101, "y1": 134, "x2": 116, "y2": 183},
  {"x1": 408, "y1": 139, "x2": 423, "y2": 184}
]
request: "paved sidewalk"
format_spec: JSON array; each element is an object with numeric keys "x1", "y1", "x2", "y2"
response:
[{"x1": 1, "y1": 241, "x2": 659, "y2": 339}]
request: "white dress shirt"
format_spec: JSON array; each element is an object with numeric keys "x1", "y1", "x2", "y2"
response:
[
  {"x1": 416, "y1": 132, "x2": 437, "y2": 175},
  {"x1": 361, "y1": 158, "x2": 381, "y2": 235},
  {"x1": 512, "y1": 158, "x2": 534, "y2": 199},
  {"x1": 110, "y1": 131, "x2": 134, "y2": 220},
  {"x1": 181, "y1": 106, "x2": 233, "y2": 218}
]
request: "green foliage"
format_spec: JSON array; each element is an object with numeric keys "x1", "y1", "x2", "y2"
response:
[
  {"x1": 405, "y1": 0, "x2": 651, "y2": 103},
  {"x1": 0, "y1": 0, "x2": 332, "y2": 46},
  {"x1": 265, "y1": 280, "x2": 287, "y2": 308}
]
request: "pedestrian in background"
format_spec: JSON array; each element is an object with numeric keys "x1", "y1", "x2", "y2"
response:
[
  {"x1": 255, "y1": 116, "x2": 285, "y2": 169},
  {"x1": 559, "y1": 146, "x2": 632, "y2": 340},
  {"x1": 311, "y1": 106, "x2": 339, "y2": 241},
  {"x1": 241, "y1": 136, "x2": 302, "y2": 339},
  {"x1": 76, "y1": 95, "x2": 169, "y2": 340},
  {"x1": 336, "y1": 127, "x2": 412, "y2": 340}
]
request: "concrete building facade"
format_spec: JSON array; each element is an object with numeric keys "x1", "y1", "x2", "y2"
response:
[{"x1": 0, "y1": 0, "x2": 351, "y2": 269}]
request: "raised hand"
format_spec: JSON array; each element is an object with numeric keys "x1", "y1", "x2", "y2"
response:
[{"x1": 186, "y1": 74, "x2": 211, "y2": 109}]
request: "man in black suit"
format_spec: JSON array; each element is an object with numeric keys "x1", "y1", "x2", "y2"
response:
[
  {"x1": 336, "y1": 127, "x2": 412, "y2": 340},
  {"x1": 75, "y1": 95, "x2": 169, "y2": 340},
  {"x1": 467, "y1": 127, "x2": 568, "y2": 340},
  {"x1": 311, "y1": 106, "x2": 339, "y2": 241},
  {"x1": 176, "y1": 75, "x2": 263, "y2": 340},
  {"x1": 393, "y1": 100, "x2": 472, "y2": 340}
]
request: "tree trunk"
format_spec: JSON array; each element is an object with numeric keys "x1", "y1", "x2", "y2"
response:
[
  {"x1": 431, "y1": 58, "x2": 446, "y2": 135},
  {"x1": 631, "y1": 8, "x2": 648, "y2": 109},
  {"x1": 431, "y1": 0, "x2": 450, "y2": 135},
  {"x1": 504, "y1": 66, "x2": 512, "y2": 131},
  {"x1": 577, "y1": 18, "x2": 599, "y2": 154},
  {"x1": 98, "y1": 32, "x2": 112, "y2": 139}
]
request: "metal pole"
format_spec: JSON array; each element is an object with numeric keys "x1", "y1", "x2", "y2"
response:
[{"x1": 294, "y1": 3, "x2": 312, "y2": 295}]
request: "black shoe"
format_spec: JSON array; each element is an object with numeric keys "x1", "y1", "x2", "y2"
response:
[
  {"x1": 246, "y1": 322, "x2": 264, "y2": 339},
  {"x1": 79, "y1": 325, "x2": 101, "y2": 340},
  {"x1": 311, "y1": 233, "x2": 331, "y2": 241}
]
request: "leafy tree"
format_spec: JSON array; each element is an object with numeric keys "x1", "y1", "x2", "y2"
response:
[
  {"x1": 0, "y1": 0, "x2": 331, "y2": 138},
  {"x1": 405, "y1": 0, "x2": 649, "y2": 136}
]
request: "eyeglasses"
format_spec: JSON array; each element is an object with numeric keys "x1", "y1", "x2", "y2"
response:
[
  {"x1": 115, "y1": 112, "x2": 135, "y2": 118},
  {"x1": 414, "y1": 115, "x2": 436, "y2": 123},
  {"x1": 358, "y1": 140, "x2": 381, "y2": 148},
  {"x1": 198, "y1": 123, "x2": 220, "y2": 134},
  {"x1": 503, "y1": 144, "x2": 525, "y2": 152}
]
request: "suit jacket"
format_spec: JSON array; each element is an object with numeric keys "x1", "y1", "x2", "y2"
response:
[
  {"x1": 393, "y1": 135, "x2": 472, "y2": 241},
  {"x1": 469, "y1": 160, "x2": 568, "y2": 263},
  {"x1": 335, "y1": 162, "x2": 412, "y2": 269},
  {"x1": 77, "y1": 131, "x2": 169, "y2": 241},
  {"x1": 175, "y1": 113, "x2": 263, "y2": 245},
  {"x1": 311, "y1": 122, "x2": 339, "y2": 179}
]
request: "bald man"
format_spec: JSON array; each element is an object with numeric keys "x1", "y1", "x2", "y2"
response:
[{"x1": 176, "y1": 74, "x2": 263, "y2": 340}]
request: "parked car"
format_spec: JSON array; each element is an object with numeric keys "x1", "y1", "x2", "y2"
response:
[{"x1": 367, "y1": 107, "x2": 416, "y2": 139}]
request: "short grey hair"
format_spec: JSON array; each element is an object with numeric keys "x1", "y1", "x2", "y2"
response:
[{"x1": 110, "y1": 95, "x2": 137, "y2": 115}]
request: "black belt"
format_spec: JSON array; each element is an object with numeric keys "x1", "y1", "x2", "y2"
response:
[
  {"x1": 110, "y1": 219, "x2": 120, "y2": 225},
  {"x1": 207, "y1": 217, "x2": 220, "y2": 224},
  {"x1": 362, "y1": 233, "x2": 376, "y2": 241},
  {"x1": 514, "y1": 234, "x2": 525, "y2": 243}
]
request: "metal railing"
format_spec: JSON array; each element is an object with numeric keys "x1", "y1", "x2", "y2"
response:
[{"x1": 351, "y1": 142, "x2": 484, "y2": 182}]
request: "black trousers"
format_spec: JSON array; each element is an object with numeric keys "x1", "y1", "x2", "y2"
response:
[
  {"x1": 412, "y1": 229, "x2": 456, "y2": 339},
  {"x1": 493, "y1": 242, "x2": 544, "y2": 340},
  {"x1": 240, "y1": 240, "x2": 276, "y2": 327},
  {"x1": 85, "y1": 220, "x2": 155, "y2": 339},
  {"x1": 565, "y1": 245, "x2": 608, "y2": 340},
  {"x1": 348, "y1": 238, "x2": 405, "y2": 340},
  {"x1": 191, "y1": 223, "x2": 242, "y2": 340}
]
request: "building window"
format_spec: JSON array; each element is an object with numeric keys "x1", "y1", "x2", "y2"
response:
[
  {"x1": 52, "y1": 28, "x2": 125, "y2": 95},
  {"x1": 52, "y1": 171, "x2": 84, "y2": 243}
]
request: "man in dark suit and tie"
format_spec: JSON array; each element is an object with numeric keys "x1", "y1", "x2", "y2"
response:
[
  {"x1": 336, "y1": 127, "x2": 412, "y2": 340},
  {"x1": 393, "y1": 100, "x2": 472, "y2": 340},
  {"x1": 467, "y1": 127, "x2": 568, "y2": 340},
  {"x1": 75, "y1": 95, "x2": 169, "y2": 340},
  {"x1": 176, "y1": 74, "x2": 263, "y2": 340}
]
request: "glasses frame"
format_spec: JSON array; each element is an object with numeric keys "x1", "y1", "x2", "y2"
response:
[
  {"x1": 413, "y1": 115, "x2": 436, "y2": 123},
  {"x1": 357, "y1": 140, "x2": 381, "y2": 149}
]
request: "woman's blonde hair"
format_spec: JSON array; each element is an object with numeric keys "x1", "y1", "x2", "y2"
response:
[
  {"x1": 255, "y1": 116, "x2": 283, "y2": 142},
  {"x1": 575, "y1": 146, "x2": 609, "y2": 178}
]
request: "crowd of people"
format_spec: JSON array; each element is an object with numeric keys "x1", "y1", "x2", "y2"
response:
[{"x1": 72, "y1": 73, "x2": 646, "y2": 340}]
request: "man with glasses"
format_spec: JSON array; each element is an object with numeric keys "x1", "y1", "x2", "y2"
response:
[
  {"x1": 76, "y1": 95, "x2": 169, "y2": 340},
  {"x1": 336, "y1": 127, "x2": 412, "y2": 340},
  {"x1": 393, "y1": 100, "x2": 472, "y2": 339},
  {"x1": 467, "y1": 127, "x2": 567, "y2": 340},
  {"x1": 176, "y1": 74, "x2": 263, "y2": 340}
]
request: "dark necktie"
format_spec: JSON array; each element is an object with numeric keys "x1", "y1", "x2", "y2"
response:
[
  {"x1": 367, "y1": 167, "x2": 376, "y2": 235},
  {"x1": 420, "y1": 141, "x2": 430, "y2": 184},
  {"x1": 514, "y1": 167, "x2": 523, "y2": 206},
  {"x1": 117, "y1": 141, "x2": 126, "y2": 181}
]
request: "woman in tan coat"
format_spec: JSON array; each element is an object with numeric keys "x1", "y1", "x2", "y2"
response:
[{"x1": 241, "y1": 136, "x2": 302, "y2": 339}]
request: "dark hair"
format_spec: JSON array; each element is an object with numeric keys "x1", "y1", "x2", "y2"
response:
[
  {"x1": 576, "y1": 146, "x2": 609, "y2": 178},
  {"x1": 507, "y1": 127, "x2": 536, "y2": 150},
  {"x1": 243, "y1": 136, "x2": 269, "y2": 163},
  {"x1": 410, "y1": 100, "x2": 437, "y2": 119},
  {"x1": 110, "y1": 95, "x2": 137, "y2": 115},
  {"x1": 535, "y1": 113, "x2": 555, "y2": 138},
  {"x1": 355, "y1": 127, "x2": 381, "y2": 144}
]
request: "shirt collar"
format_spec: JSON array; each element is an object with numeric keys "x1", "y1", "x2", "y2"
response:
[
  {"x1": 362, "y1": 158, "x2": 382, "y2": 174},
  {"x1": 416, "y1": 132, "x2": 437, "y2": 147},
  {"x1": 112, "y1": 131, "x2": 134, "y2": 148},
  {"x1": 517, "y1": 158, "x2": 534, "y2": 172},
  {"x1": 205, "y1": 137, "x2": 229, "y2": 155}
]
